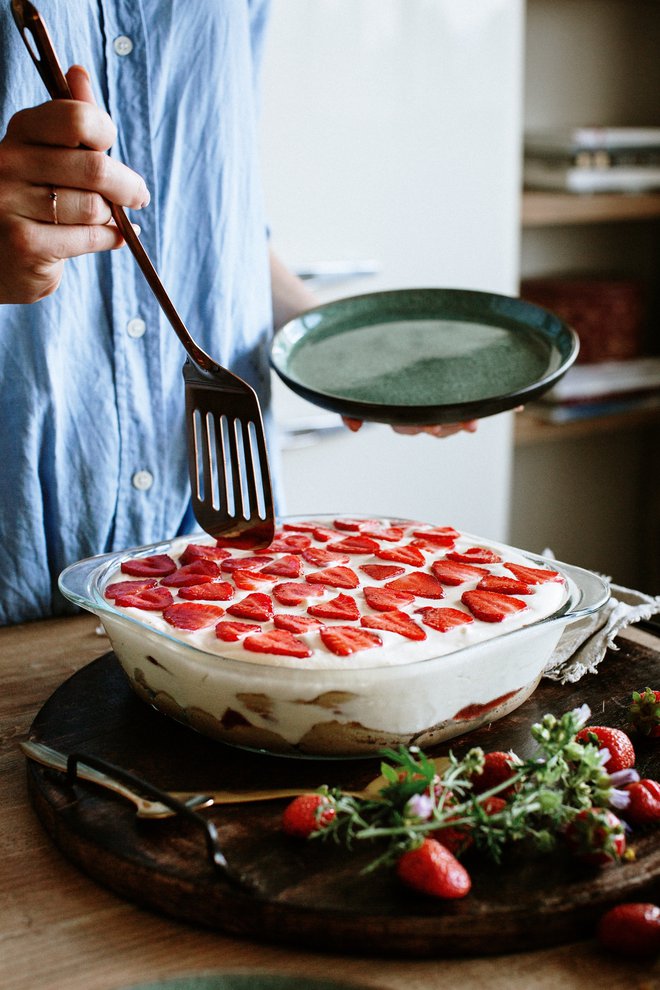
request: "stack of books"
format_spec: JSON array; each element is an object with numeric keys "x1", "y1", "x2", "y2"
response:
[
  {"x1": 524, "y1": 127, "x2": 660, "y2": 193},
  {"x1": 529, "y1": 356, "x2": 660, "y2": 423}
]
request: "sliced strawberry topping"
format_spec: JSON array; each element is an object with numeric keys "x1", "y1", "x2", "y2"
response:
[
  {"x1": 308, "y1": 593, "x2": 360, "y2": 620},
  {"x1": 504, "y1": 562, "x2": 563, "y2": 584},
  {"x1": 179, "y1": 543, "x2": 231, "y2": 565},
  {"x1": 320, "y1": 625, "x2": 383, "y2": 656},
  {"x1": 385, "y1": 572, "x2": 444, "y2": 599},
  {"x1": 430, "y1": 559, "x2": 488, "y2": 585},
  {"x1": 177, "y1": 581, "x2": 235, "y2": 601},
  {"x1": 226, "y1": 592, "x2": 273, "y2": 621},
  {"x1": 161, "y1": 559, "x2": 221, "y2": 587},
  {"x1": 260, "y1": 554, "x2": 302, "y2": 578},
  {"x1": 243, "y1": 629, "x2": 312, "y2": 658},
  {"x1": 448, "y1": 547, "x2": 502, "y2": 565},
  {"x1": 105, "y1": 578, "x2": 157, "y2": 600},
  {"x1": 215, "y1": 620, "x2": 261, "y2": 642},
  {"x1": 266, "y1": 533, "x2": 312, "y2": 554},
  {"x1": 329, "y1": 535, "x2": 381, "y2": 555},
  {"x1": 411, "y1": 526, "x2": 459, "y2": 545},
  {"x1": 363, "y1": 586, "x2": 415, "y2": 612},
  {"x1": 333, "y1": 517, "x2": 378, "y2": 531},
  {"x1": 282, "y1": 521, "x2": 320, "y2": 534},
  {"x1": 359, "y1": 563, "x2": 406, "y2": 581},
  {"x1": 230, "y1": 568, "x2": 273, "y2": 591},
  {"x1": 113, "y1": 587, "x2": 174, "y2": 611},
  {"x1": 375, "y1": 544, "x2": 425, "y2": 567},
  {"x1": 416, "y1": 607, "x2": 474, "y2": 632},
  {"x1": 273, "y1": 613, "x2": 323, "y2": 633},
  {"x1": 361, "y1": 610, "x2": 426, "y2": 641},
  {"x1": 306, "y1": 566, "x2": 360, "y2": 589},
  {"x1": 221, "y1": 555, "x2": 272, "y2": 573},
  {"x1": 476, "y1": 575, "x2": 532, "y2": 595},
  {"x1": 120, "y1": 553, "x2": 177, "y2": 578},
  {"x1": 272, "y1": 581, "x2": 324, "y2": 605},
  {"x1": 360, "y1": 525, "x2": 405, "y2": 542},
  {"x1": 302, "y1": 547, "x2": 350, "y2": 567},
  {"x1": 163, "y1": 602, "x2": 225, "y2": 630},
  {"x1": 462, "y1": 590, "x2": 527, "y2": 623}
]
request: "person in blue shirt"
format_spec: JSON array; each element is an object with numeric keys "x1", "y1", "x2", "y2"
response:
[{"x1": 0, "y1": 1, "x2": 474, "y2": 626}]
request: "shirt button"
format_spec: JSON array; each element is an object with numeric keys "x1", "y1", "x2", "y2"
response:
[
  {"x1": 113, "y1": 35, "x2": 134, "y2": 57},
  {"x1": 126, "y1": 317, "x2": 146, "y2": 339},
  {"x1": 132, "y1": 470, "x2": 154, "y2": 492}
]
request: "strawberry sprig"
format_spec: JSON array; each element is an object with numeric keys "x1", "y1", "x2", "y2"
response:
[{"x1": 307, "y1": 705, "x2": 636, "y2": 871}]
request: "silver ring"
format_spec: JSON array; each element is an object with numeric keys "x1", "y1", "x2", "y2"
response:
[{"x1": 49, "y1": 187, "x2": 58, "y2": 224}]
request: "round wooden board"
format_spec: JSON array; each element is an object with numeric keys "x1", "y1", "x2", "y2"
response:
[{"x1": 25, "y1": 637, "x2": 660, "y2": 958}]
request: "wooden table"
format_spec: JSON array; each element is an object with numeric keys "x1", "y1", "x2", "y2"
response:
[{"x1": 2, "y1": 614, "x2": 659, "y2": 990}]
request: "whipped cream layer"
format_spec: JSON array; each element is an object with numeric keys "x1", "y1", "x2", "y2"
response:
[{"x1": 101, "y1": 517, "x2": 568, "y2": 671}]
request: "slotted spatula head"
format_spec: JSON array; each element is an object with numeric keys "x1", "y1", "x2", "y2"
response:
[
  {"x1": 184, "y1": 361, "x2": 275, "y2": 549},
  {"x1": 11, "y1": 0, "x2": 276, "y2": 551}
]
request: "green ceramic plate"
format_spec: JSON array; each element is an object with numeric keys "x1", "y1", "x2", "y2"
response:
[
  {"x1": 122, "y1": 975, "x2": 376, "y2": 990},
  {"x1": 270, "y1": 287, "x2": 579, "y2": 425}
]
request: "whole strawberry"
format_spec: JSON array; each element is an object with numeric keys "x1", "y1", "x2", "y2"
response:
[
  {"x1": 282, "y1": 793, "x2": 336, "y2": 838},
  {"x1": 396, "y1": 838, "x2": 471, "y2": 899},
  {"x1": 470, "y1": 750, "x2": 520, "y2": 798},
  {"x1": 630, "y1": 688, "x2": 660, "y2": 738},
  {"x1": 574, "y1": 725, "x2": 635, "y2": 774},
  {"x1": 623, "y1": 779, "x2": 660, "y2": 826},
  {"x1": 564, "y1": 808, "x2": 626, "y2": 866},
  {"x1": 597, "y1": 902, "x2": 660, "y2": 957}
]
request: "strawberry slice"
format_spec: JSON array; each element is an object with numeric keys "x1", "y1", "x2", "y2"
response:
[
  {"x1": 504, "y1": 562, "x2": 563, "y2": 584},
  {"x1": 385, "y1": 572, "x2": 444, "y2": 599},
  {"x1": 476, "y1": 575, "x2": 532, "y2": 596},
  {"x1": 272, "y1": 581, "x2": 324, "y2": 605},
  {"x1": 179, "y1": 543, "x2": 231, "y2": 565},
  {"x1": 430, "y1": 559, "x2": 488, "y2": 585},
  {"x1": 312, "y1": 526, "x2": 339, "y2": 543},
  {"x1": 359, "y1": 563, "x2": 406, "y2": 581},
  {"x1": 215, "y1": 620, "x2": 261, "y2": 642},
  {"x1": 333, "y1": 517, "x2": 379, "y2": 531},
  {"x1": 416, "y1": 607, "x2": 474, "y2": 632},
  {"x1": 361, "y1": 610, "x2": 426, "y2": 641},
  {"x1": 163, "y1": 602, "x2": 225, "y2": 630},
  {"x1": 306, "y1": 566, "x2": 360, "y2": 589},
  {"x1": 113, "y1": 586, "x2": 174, "y2": 610},
  {"x1": 243, "y1": 629, "x2": 312, "y2": 658},
  {"x1": 320, "y1": 625, "x2": 383, "y2": 656},
  {"x1": 329, "y1": 535, "x2": 381, "y2": 555},
  {"x1": 120, "y1": 553, "x2": 177, "y2": 578},
  {"x1": 273, "y1": 614, "x2": 323, "y2": 633},
  {"x1": 161, "y1": 559, "x2": 221, "y2": 587},
  {"x1": 105, "y1": 578, "x2": 157, "y2": 600},
  {"x1": 462, "y1": 590, "x2": 527, "y2": 623},
  {"x1": 363, "y1": 586, "x2": 415, "y2": 612},
  {"x1": 282, "y1": 521, "x2": 321, "y2": 533},
  {"x1": 177, "y1": 581, "x2": 235, "y2": 601},
  {"x1": 231, "y1": 568, "x2": 274, "y2": 591},
  {"x1": 266, "y1": 533, "x2": 312, "y2": 554},
  {"x1": 221, "y1": 555, "x2": 272, "y2": 573},
  {"x1": 375, "y1": 544, "x2": 425, "y2": 567},
  {"x1": 360, "y1": 525, "x2": 405, "y2": 542},
  {"x1": 302, "y1": 547, "x2": 350, "y2": 567},
  {"x1": 411, "y1": 526, "x2": 460, "y2": 545},
  {"x1": 260, "y1": 554, "x2": 302, "y2": 578},
  {"x1": 226, "y1": 592, "x2": 273, "y2": 621},
  {"x1": 448, "y1": 547, "x2": 502, "y2": 565},
  {"x1": 308, "y1": 593, "x2": 360, "y2": 620}
]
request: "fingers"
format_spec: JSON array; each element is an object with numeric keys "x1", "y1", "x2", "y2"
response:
[
  {"x1": 392, "y1": 421, "x2": 479, "y2": 438},
  {"x1": 66, "y1": 64, "x2": 96, "y2": 105}
]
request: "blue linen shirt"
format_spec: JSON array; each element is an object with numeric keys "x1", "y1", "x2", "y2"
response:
[{"x1": 0, "y1": 0, "x2": 276, "y2": 624}]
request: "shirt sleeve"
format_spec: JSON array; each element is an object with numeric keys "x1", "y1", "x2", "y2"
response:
[{"x1": 247, "y1": 0, "x2": 272, "y2": 96}]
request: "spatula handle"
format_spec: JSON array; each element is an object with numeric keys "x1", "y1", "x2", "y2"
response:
[{"x1": 11, "y1": 0, "x2": 219, "y2": 374}]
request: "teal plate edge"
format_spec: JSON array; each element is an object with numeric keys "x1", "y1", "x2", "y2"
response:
[
  {"x1": 121, "y1": 972, "x2": 379, "y2": 990},
  {"x1": 270, "y1": 287, "x2": 579, "y2": 425}
]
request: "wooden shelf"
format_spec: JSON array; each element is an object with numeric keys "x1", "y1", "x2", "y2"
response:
[
  {"x1": 521, "y1": 191, "x2": 660, "y2": 228},
  {"x1": 514, "y1": 404, "x2": 660, "y2": 446}
]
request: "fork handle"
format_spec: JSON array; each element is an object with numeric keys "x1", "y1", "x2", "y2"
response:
[{"x1": 11, "y1": 0, "x2": 219, "y2": 374}]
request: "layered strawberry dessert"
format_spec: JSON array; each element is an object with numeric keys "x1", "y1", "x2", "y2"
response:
[{"x1": 99, "y1": 516, "x2": 570, "y2": 756}]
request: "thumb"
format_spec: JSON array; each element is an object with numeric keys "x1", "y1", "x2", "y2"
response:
[{"x1": 66, "y1": 64, "x2": 96, "y2": 104}]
